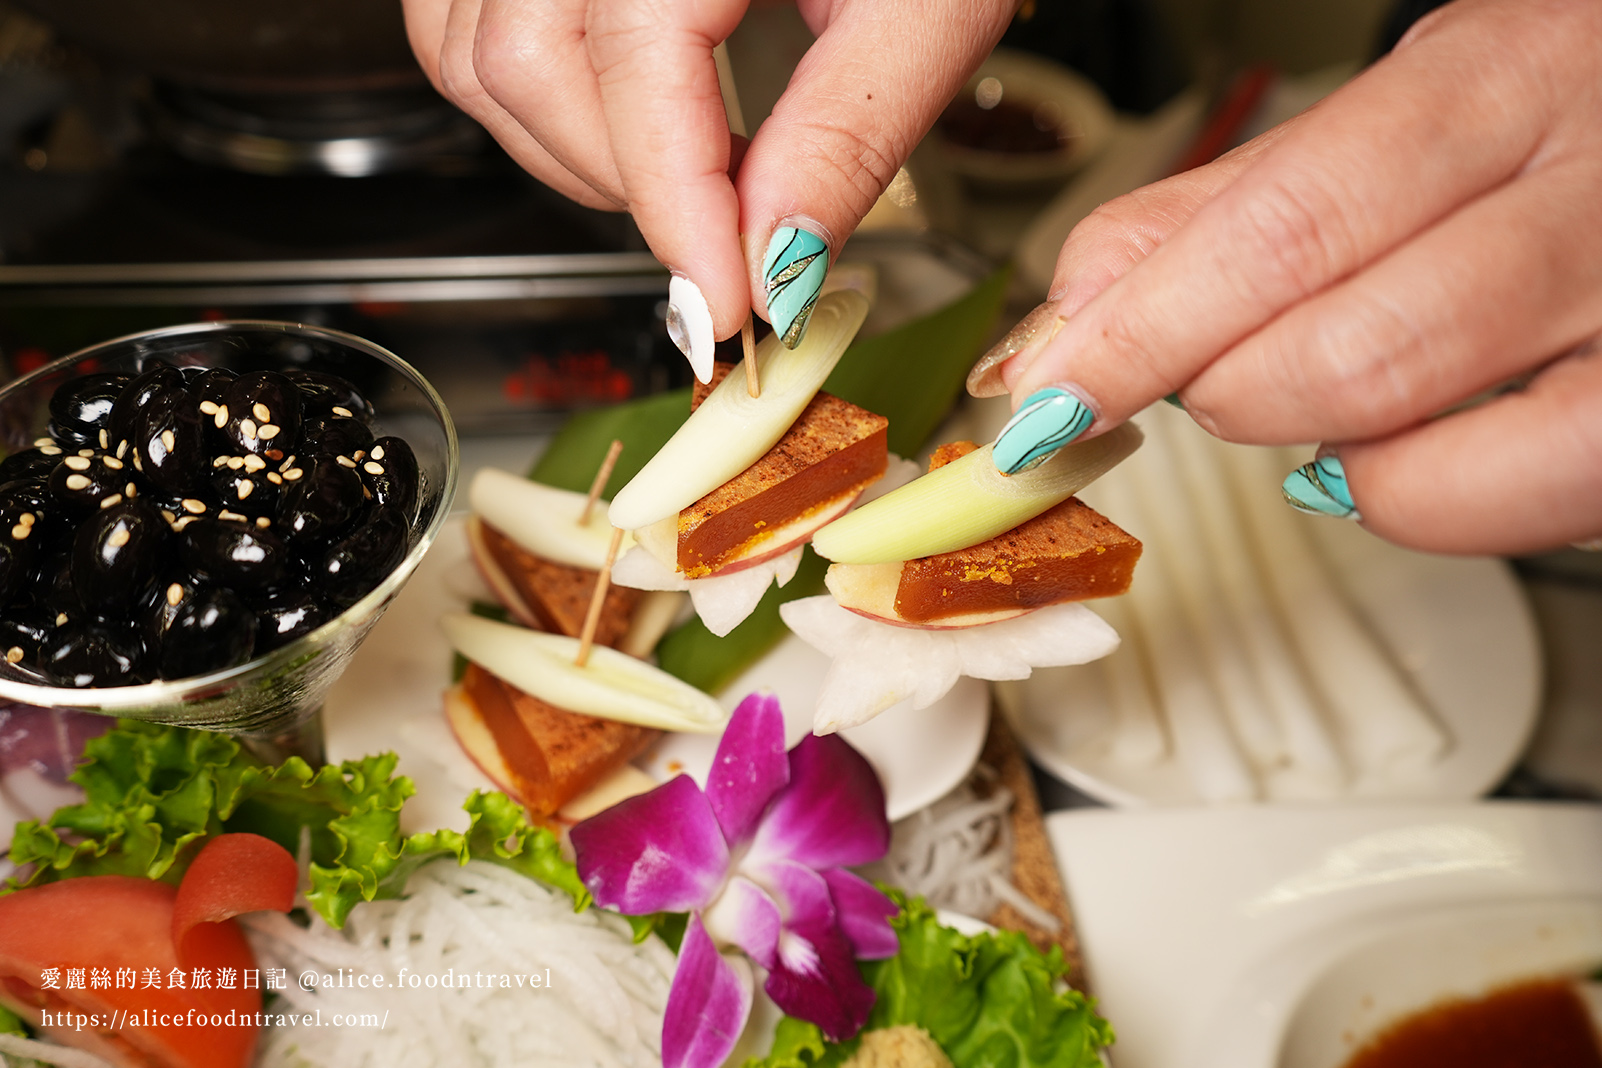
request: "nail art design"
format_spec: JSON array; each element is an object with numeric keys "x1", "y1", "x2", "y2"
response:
[
  {"x1": 666, "y1": 274, "x2": 715, "y2": 383},
  {"x1": 992, "y1": 387, "x2": 1094, "y2": 475},
  {"x1": 1281, "y1": 455, "x2": 1360, "y2": 519},
  {"x1": 762, "y1": 226, "x2": 828, "y2": 348},
  {"x1": 967, "y1": 302, "x2": 1065, "y2": 398}
]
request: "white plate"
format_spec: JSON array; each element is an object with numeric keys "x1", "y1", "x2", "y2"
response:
[
  {"x1": 1002, "y1": 408, "x2": 1542, "y2": 805},
  {"x1": 1047, "y1": 803, "x2": 1602, "y2": 1068},
  {"x1": 323, "y1": 515, "x2": 988, "y2": 833}
]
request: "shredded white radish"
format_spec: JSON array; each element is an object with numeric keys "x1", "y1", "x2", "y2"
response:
[
  {"x1": 244, "y1": 859, "x2": 677, "y2": 1068},
  {"x1": 780, "y1": 597, "x2": 1120, "y2": 734},
  {"x1": 0, "y1": 1033, "x2": 117, "y2": 1068}
]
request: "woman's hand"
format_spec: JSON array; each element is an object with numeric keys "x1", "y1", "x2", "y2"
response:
[
  {"x1": 975, "y1": 0, "x2": 1602, "y2": 555},
  {"x1": 402, "y1": 0, "x2": 1013, "y2": 371}
]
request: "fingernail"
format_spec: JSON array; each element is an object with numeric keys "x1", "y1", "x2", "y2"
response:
[
  {"x1": 762, "y1": 225, "x2": 829, "y2": 348},
  {"x1": 666, "y1": 273, "x2": 715, "y2": 383},
  {"x1": 992, "y1": 386, "x2": 1095, "y2": 475},
  {"x1": 1281, "y1": 455, "x2": 1361, "y2": 519},
  {"x1": 967, "y1": 302, "x2": 1066, "y2": 398}
]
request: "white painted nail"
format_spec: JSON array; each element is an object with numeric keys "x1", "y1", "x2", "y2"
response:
[{"x1": 666, "y1": 273, "x2": 715, "y2": 384}]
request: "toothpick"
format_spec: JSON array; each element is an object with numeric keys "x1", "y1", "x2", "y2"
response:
[
  {"x1": 576, "y1": 526, "x2": 625, "y2": 668},
  {"x1": 580, "y1": 439, "x2": 624, "y2": 526},
  {"x1": 742, "y1": 314, "x2": 760, "y2": 398}
]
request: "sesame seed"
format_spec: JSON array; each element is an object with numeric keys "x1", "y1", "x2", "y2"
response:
[
  {"x1": 161, "y1": 510, "x2": 177, "y2": 523},
  {"x1": 213, "y1": 455, "x2": 229, "y2": 468},
  {"x1": 256, "y1": 516, "x2": 272, "y2": 529},
  {"x1": 181, "y1": 499, "x2": 206, "y2": 514},
  {"x1": 265, "y1": 448, "x2": 283, "y2": 461},
  {"x1": 362, "y1": 486, "x2": 372, "y2": 499},
  {"x1": 167, "y1": 583, "x2": 184, "y2": 606},
  {"x1": 65, "y1": 473, "x2": 90, "y2": 491},
  {"x1": 108, "y1": 526, "x2": 130, "y2": 546},
  {"x1": 280, "y1": 455, "x2": 297, "y2": 472},
  {"x1": 103, "y1": 456, "x2": 123, "y2": 470},
  {"x1": 40, "y1": 445, "x2": 61, "y2": 456},
  {"x1": 78, "y1": 448, "x2": 95, "y2": 457},
  {"x1": 240, "y1": 418, "x2": 257, "y2": 441},
  {"x1": 283, "y1": 468, "x2": 304, "y2": 481},
  {"x1": 125, "y1": 482, "x2": 137, "y2": 497},
  {"x1": 242, "y1": 454, "x2": 266, "y2": 472},
  {"x1": 337, "y1": 455, "x2": 357, "y2": 468},
  {"x1": 227, "y1": 456, "x2": 244, "y2": 470},
  {"x1": 218, "y1": 510, "x2": 246, "y2": 522},
  {"x1": 133, "y1": 454, "x2": 143, "y2": 471},
  {"x1": 172, "y1": 516, "x2": 195, "y2": 533},
  {"x1": 199, "y1": 400, "x2": 219, "y2": 415},
  {"x1": 55, "y1": 613, "x2": 68, "y2": 625},
  {"x1": 371, "y1": 445, "x2": 386, "y2": 460},
  {"x1": 363, "y1": 461, "x2": 384, "y2": 475},
  {"x1": 18, "y1": 514, "x2": 34, "y2": 527},
  {"x1": 98, "y1": 429, "x2": 109, "y2": 449},
  {"x1": 332, "y1": 406, "x2": 353, "y2": 418},
  {"x1": 266, "y1": 471, "x2": 282, "y2": 484},
  {"x1": 161, "y1": 429, "x2": 175, "y2": 451},
  {"x1": 214, "y1": 405, "x2": 229, "y2": 429},
  {"x1": 64, "y1": 456, "x2": 91, "y2": 471},
  {"x1": 258, "y1": 424, "x2": 280, "y2": 439},
  {"x1": 237, "y1": 481, "x2": 253, "y2": 499},
  {"x1": 100, "y1": 494, "x2": 123, "y2": 509},
  {"x1": 353, "y1": 450, "x2": 366, "y2": 461},
  {"x1": 116, "y1": 440, "x2": 128, "y2": 459},
  {"x1": 33, "y1": 437, "x2": 52, "y2": 448},
  {"x1": 253, "y1": 402, "x2": 271, "y2": 421},
  {"x1": 10, "y1": 524, "x2": 28, "y2": 540},
  {"x1": 5, "y1": 647, "x2": 22, "y2": 664}
]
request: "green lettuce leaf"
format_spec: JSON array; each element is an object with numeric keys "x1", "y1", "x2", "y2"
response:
[
  {"x1": 4, "y1": 721, "x2": 588, "y2": 930},
  {"x1": 751, "y1": 890, "x2": 1113, "y2": 1068}
]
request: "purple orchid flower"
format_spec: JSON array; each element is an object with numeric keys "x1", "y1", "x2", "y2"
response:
[{"x1": 570, "y1": 692, "x2": 899, "y2": 1068}]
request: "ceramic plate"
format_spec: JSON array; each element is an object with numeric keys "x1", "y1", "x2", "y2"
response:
[
  {"x1": 323, "y1": 515, "x2": 988, "y2": 833},
  {"x1": 1047, "y1": 803, "x2": 1602, "y2": 1068}
]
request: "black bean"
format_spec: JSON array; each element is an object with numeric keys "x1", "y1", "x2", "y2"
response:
[{"x1": 156, "y1": 585, "x2": 257, "y2": 679}]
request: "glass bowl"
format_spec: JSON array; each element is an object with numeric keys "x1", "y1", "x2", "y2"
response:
[{"x1": 0, "y1": 322, "x2": 458, "y2": 761}]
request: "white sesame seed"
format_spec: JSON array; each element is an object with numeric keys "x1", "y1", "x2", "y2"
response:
[
  {"x1": 199, "y1": 400, "x2": 219, "y2": 415},
  {"x1": 336, "y1": 455, "x2": 356, "y2": 468},
  {"x1": 240, "y1": 418, "x2": 257, "y2": 441},
  {"x1": 78, "y1": 448, "x2": 94, "y2": 457},
  {"x1": 172, "y1": 516, "x2": 195, "y2": 533},
  {"x1": 103, "y1": 456, "x2": 123, "y2": 470},
  {"x1": 108, "y1": 526, "x2": 129, "y2": 546},
  {"x1": 100, "y1": 494, "x2": 123, "y2": 509},
  {"x1": 266, "y1": 471, "x2": 283, "y2": 485},
  {"x1": 280, "y1": 454, "x2": 297, "y2": 471},
  {"x1": 242, "y1": 454, "x2": 266, "y2": 472},
  {"x1": 167, "y1": 583, "x2": 184, "y2": 606},
  {"x1": 125, "y1": 483, "x2": 137, "y2": 497},
  {"x1": 182, "y1": 499, "x2": 206, "y2": 514},
  {"x1": 214, "y1": 405, "x2": 229, "y2": 429},
  {"x1": 10, "y1": 525, "x2": 27, "y2": 540},
  {"x1": 227, "y1": 456, "x2": 244, "y2": 470},
  {"x1": 237, "y1": 481, "x2": 254, "y2": 499},
  {"x1": 258, "y1": 424, "x2": 280, "y2": 439},
  {"x1": 65, "y1": 473, "x2": 90, "y2": 491},
  {"x1": 161, "y1": 429, "x2": 175, "y2": 451},
  {"x1": 161, "y1": 510, "x2": 177, "y2": 523},
  {"x1": 353, "y1": 450, "x2": 365, "y2": 461},
  {"x1": 64, "y1": 456, "x2": 91, "y2": 471},
  {"x1": 253, "y1": 402, "x2": 271, "y2": 422},
  {"x1": 33, "y1": 437, "x2": 52, "y2": 448},
  {"x1": 363, "y1": 461, "x2": 384, "y2": 476},
  {"x1": 332, "y1": 406, "x2": 353, "y2": 418},
  {"x1": 213, "y1": 455, "x2": 229, "y2": 468},
  {"x1": 18, "y1": 513, "x2": 34, "y2": 527},
  {"x1": 255, "y1": 516, "x2": 272, "y2": 529},
  {"x1": 40, "y1": 445, "x2": 61, "y2": 456},
  {"x1": 98, "y1": 429, "x2": 109, "y2": 449},
  {"x1": 218, "y1": 510, "x2": 245, "y2": 522},
  {"x1": 5, "y1": 647, "x2": 22, "y2": 664},
  {"x1": 55, "y1": 613, "x2": 67, "y2": 625},
  {"x1": 283, "y1": 468, "x2": 304, "y2": 481},
  {"x1": 116, "y1": 440, "x2": 128, "y2": 459},
  {"x1": 133, "y1": 454, "x2": 143, "y2": 471},
  {"x1": 371, "y1": 445, "x2": 386, "y2": 460}
]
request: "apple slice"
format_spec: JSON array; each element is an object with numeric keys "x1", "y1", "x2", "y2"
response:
[
  {"x1": 470, "y1": 468, "x2": 634, "y2": 571},
  {"x1": 608, "y1": 290, "x2": 870, "y2": 531},
  {"x1": 824, "y1": 561, "x2": 1033, "y2": 630},
  {"x1": 441, "y1": 612, "x2": 727, "y2": 733},
  {"x1": 811, "y1": 423, "x2": 1143, "y2": 565},
  {"x1": 443, "y1": 683, "x2": 517, "y2": 796}
]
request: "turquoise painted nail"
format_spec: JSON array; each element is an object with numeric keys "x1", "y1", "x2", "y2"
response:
[
  {"x1": 1282, "y1": 455, "x2": 1360, "y2": 519},
  {"x1": 993, "y1": 387, "x2": 1094, "y2": 475},
  {"x1": 762, "y1": 226, "x2": 828, "y2": 348}
]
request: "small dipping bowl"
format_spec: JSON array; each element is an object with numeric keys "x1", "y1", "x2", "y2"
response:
[{"x1": 0, "y1": 322, "x2": 458, "y2": 762}]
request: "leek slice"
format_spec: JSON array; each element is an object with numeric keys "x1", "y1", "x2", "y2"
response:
[
  {"x1": 441, "y1": 613, "x2": 728, "y2": 733},
  {"x1": 810, "y1": 423, "x2": 1143, "y2": 564},
  {"x1": 607, "y1": 290, "x2": 870, "y2": 531},
  {"x1": 469, "y1": 468, "x2": 634, "y2": 570}
]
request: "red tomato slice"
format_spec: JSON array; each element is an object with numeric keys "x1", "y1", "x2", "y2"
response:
[{"x1": 172, "y1": 833, "x2": 298, "y2": 972}]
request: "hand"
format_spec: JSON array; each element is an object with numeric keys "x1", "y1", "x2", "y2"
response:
[
  {"x1": 975, "y1": 0, "x2": 1602, "y2": 555},
  {"x1": 402, "y1": 0, "x2": 1014, "y2": 371}
]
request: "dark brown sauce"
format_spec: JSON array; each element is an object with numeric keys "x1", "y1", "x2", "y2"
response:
[{"x1": 1342, "y1": 979, "x2": 1602, "y2": 1068}]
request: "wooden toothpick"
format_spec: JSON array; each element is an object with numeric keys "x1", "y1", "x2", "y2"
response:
[
  {"x1": 580, "y1": 439, "x2": 625, "y2": 526},
  {"x1": 575, "y1": 526, "x2": 626, "y2": 668},
  {"x1": 742, "y1": 314, "x2": 760, "y2": 398}
]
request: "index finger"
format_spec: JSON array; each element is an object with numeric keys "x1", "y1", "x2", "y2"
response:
[{"x1": 586, "y1": 0, "x2": 751, "y2": 355}]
